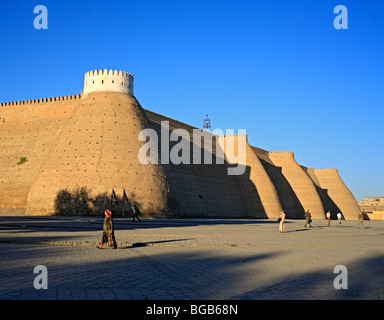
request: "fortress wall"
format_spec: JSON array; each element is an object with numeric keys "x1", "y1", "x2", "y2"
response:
[
  {"x1": 268, "y1": 151, "x2": 325, "y2": 219},
  {"x1": 258, "y1": 159, "x2": 303, "y2": 218},
  {"x1": 250, "y1": 146, "x2": 271, "y2": 163},
  {"x1": 312, "y1": 168, "x2": 361, "y2": 220},
  {"x1": 144, "y1": 115, "x2": 246, "y2": 218},
  {"x1": 162, "y1": 162, "x2": 246, "y2": 218},
  {"x1": 301, "y1": 167, "x2": 341, "y2": 218},
  {"x1": 217, "y1": 135, "x2": 283, "y2": 218},
  {"x1": 251, "y1": 146, "x2": 306, "y2": 218},
  {"x1": 0, "y1": 98, "x2": 79, "y2": 208},
  {"x1": 26, "y1": 92, "x2": 169, "y2": 216},
  {"x1": 0, "y1": 77, "x2": 358, "y2": 219},
  {"x1": 244, "y1": 146, "x2": 283, "y2": 219}
]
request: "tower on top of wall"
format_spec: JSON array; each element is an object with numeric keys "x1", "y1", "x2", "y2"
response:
[{"x1": 82, "y1": 69, "x2": 134, "y2": 97}]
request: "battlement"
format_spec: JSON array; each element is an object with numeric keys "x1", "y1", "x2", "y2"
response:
[
  {"x1": 314, "y1": 168, "x2": 338, "y2": 173},
  {"x1": 85, "y1": 69, "x2": 133, "y2": 78},
  {"x1": 218, "y1": 134, "x2": 247, "y2": 137},
  {"x1": 269, "y1": 151, "x2": 294, "y2": 156},
  {"x1": 217, "y1": 133, "x2": 248, "y2": 142},
  {"x1": 83, "y1": 69, "x2": 134, "y2": 96},
  {"x1": 217, "y1": 134, "x2": 248, "y2": 151},
  {"x1": 0, "y1": 94, "x2": 81, "y2": 107},
  {"x1": 269, "y1": 151, "x2": 294, "y2": 153},
  {"x1": 268, "y1": 151, "x2": 295, "y2": 161}
]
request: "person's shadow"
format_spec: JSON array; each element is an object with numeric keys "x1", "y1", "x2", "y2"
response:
[{"x1": 120, "y1": 238, "x2": 194, "y2": 249}]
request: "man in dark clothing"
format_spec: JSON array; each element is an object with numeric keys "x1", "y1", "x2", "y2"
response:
[
  {"x1": 97, "y1": 210, "x2": 117, "y2": 249},
  {"x1": 132, "y1": 205, "x2": 142, "y2": 222}
]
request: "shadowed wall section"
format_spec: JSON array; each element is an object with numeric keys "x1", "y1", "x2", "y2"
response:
[
  {"x1": 312, "y1": 168, "x2": 361, "y2": 220},
  {"x1": 217, "y1": 135, "x2": 283, "y2": 219},
  {"x1": 268, "y1": 151, "x2": 325, "y2": 219},
  {"x1": 253, "y1": 148, "x2": 304, "y2": 219},
  {"x1": 143, "y1": 113, "x2": 247, "y2": 218}
]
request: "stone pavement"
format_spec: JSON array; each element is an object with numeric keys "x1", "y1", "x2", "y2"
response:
[{"x1": 0, "y1": 215, "x2": 383, "y2": 300}]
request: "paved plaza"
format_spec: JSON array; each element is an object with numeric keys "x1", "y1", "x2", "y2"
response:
[{"x1": 0, "y1": 215, "x2": 383, "y2": 300}]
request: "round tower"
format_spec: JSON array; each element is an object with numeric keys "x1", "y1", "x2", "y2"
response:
[{"x1": 82, "y1": 69, "x2": 134, "y2": 96}]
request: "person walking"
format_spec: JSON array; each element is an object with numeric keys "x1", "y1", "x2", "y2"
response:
[
  {"x1": 357, "y1": 212, "x2": 365, "y2": 229},
  {"x1": 132, "y1": 205, "x2": 142, "y2": 222},
  {"x1": 326, "y1": 211, "x2": 331, "y2": 227},
  {"x1": 304, "y1": 210, "x2": 312, "y2": 228},
  {"x1": 97, "y1": 210, "x2": 117, "y2": 249},
  {"x1": 337, "y1": 212, "x2": 344, "y2": 227},
  {"x1": 279, "y1": 211, "x2": 286, "y2": 233}
]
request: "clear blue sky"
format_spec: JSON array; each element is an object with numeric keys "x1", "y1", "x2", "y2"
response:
[{"x1": 0, "y1": 0, "x2": 383, "y2": 201}]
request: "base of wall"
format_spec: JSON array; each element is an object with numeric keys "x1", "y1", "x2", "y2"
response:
[
  {"x1": 0, "y1": 207, "x2": 27, "y2": 215},
  {"x1": 366, "y1": 212, "x2": 384, "y2": 220}
]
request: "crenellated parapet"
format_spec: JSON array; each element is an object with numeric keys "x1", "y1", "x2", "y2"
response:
[
  {"x1": 217, "y1": 134, "x2": 248, "y2": 148},
  {"x1": 0, "y1": 94, "x2": 81, "y2": 107},
  {"x1": 218, "y1": 133, "x2": 248, "y2": 137},
  {"x1": 269, "y1": 151, "x2": 294, "y2": 153},
  {"x1": 217, "y1": 134, "x2": 248, "y2": 162},
  {"x1": 83, "y1": 69, "x2": 134, "y2": 96},
  {"x1": 269, "y1": 151, "x2": 294, "y2": 156}
]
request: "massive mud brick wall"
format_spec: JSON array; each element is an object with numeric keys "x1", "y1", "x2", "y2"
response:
[
  {"x1": 144, "y1": 114, "x2": 246, "y2": 218},
  {"x1": 0, "y1": 69, "x2": 361, "y2": 219},
  {"x1": 310, "y1": 168, "x2": 360, "y2": 220},
  {"x1": 217, "y1": 135, "x2": 283, "y2": 219},
  {"x1": 26, "y1": 92, "x2": 169, "y2": 216},
  {"x1": 0, "y1": 96, "x2": 80, "y2": 208},
  {"x1": 268, "y1": 151, "x2": 325, "y2": 219}
]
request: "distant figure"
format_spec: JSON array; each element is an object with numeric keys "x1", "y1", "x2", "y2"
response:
[
  {"x1": 326, "y1": 211, "x2": 331, "y2": 227},
  {"x1": 132, "y1": 205, "x2": 142, "y2": 222},
  {"x1": 279, "y1": 211, "x2": 286, "y2": 233},
  {"x1": 357, "y1": 212, "x2": 365, "y2": 229},
  {"x1": 97, "y1": 210, "x2": 117, "y2": 249},
  {"x1": 337, "y1": 212, "x2": 344, "y2": 227},
  {"x1": 304, "y1": 210, "x2": 312, "y2": 228}
]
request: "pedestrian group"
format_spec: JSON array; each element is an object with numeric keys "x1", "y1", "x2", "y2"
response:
[
  {"x1": 96, "y1": 205, "x2": 366, "y2": 249},
  {"x1": 278, "y1": 210, "x2": 365, "y2": 233}
]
